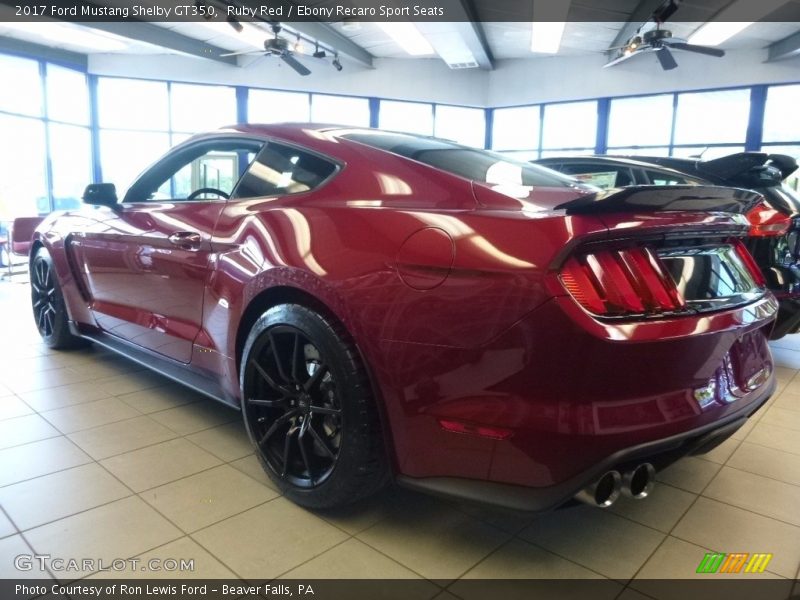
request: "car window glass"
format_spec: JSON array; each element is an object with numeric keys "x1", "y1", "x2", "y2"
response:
[
  {"x1": 232, "y1": 142, "x2": 338, "y2": 199},
  {"x1": 341, "y1": 131, "x2": 575, "y2": 188},
  {"x1": 123, "y1": 141, "x2": 262, "y2": 203},
  {"x1": 644, "y1": 170, "x2": 692, "y2": 186},
  {"x1": 559, "y1": 164, "x2": 633, "y2": 188}
]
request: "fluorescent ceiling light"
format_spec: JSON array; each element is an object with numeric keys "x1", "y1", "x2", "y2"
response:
[
  {"x1": 688, "y1": 0, "x2": 789, "y2": 45},
  {"x1": 530, "y1": 22, "x2": 566, "y2": 53},
  {"x1": 196, "y1": 21, "x2": 267, "y2": 49},
  {"x1": 530, "y1": 0, "x2": 571, "y2": 53},
  {"x1": 3, "y1": 22, "x2": 128, "y2": 51},
  {"x1": 376, "y1": 22, "x2": 434, "y2": 56},
  {"x1": 687, "y1": 22, "x2": 752, "y2": 45}
]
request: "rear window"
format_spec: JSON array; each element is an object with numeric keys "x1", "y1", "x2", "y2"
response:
[
  {"x1": 232, "y1": 142, "x2": 337, "y2": 199},
  {"x1": 339, "y1": 130, "x2": 576, "y2": 188}
]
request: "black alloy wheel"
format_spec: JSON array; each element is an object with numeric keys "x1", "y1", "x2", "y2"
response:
[
  {"x1": 31, "y1": 255, "x2": 57, "y2": 338},
  {"x1": 241, "y1": 304, "x2": 388, "y2": 508},
  {"x1": 244, "y1": 325, "x2": 342, "y2": 488},
  {"x1": 30, "y1": 247, "x2": 86, "y2": 349}
]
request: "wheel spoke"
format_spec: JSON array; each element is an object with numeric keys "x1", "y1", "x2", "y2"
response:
[
  {"x1": 251, "y1": 360, "x2": 290, "y2": 396},
  {"x1": 291, "y1": 333, "x2": 301, "y2": 381},
  {"x1": 309, "y1": 405, "x2": 341, "y2": 416},
  {"x1": 257, "y1": 408, "x2": 300, "y2": 446},
  {"x1": 248, "y1": 397, "x2": 286, "y2": 408},
  {"x1": 268, "y1": 331, "x2": 292, "y2": 383},
  {"x1": 304, "y1": 364, "x2": 328, "y2": 392},
  {"x1": 307, "y1": 423, "x2": 336, "y2": 459},
  {"x1": 280, "y1": 425, "x2": 297, "y2": 477},
  {"x1": 31, "y1": 283, "x2": 41, "y2": 294},
  {"x1": 297, "y1": 418, "x2": 314, "y2": 482}
]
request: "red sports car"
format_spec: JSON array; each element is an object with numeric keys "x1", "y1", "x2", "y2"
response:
[{"x1": 31, "y1": 124, "x2": 776, "y2": 511}]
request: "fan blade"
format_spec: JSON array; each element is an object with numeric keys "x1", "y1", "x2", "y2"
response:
[
  {"x1": 220, "y1": 49, "x2": 264, "y2": 57},
  {"x1": 656, "y1": 46, "x2": 678, "y2": 70},
  {"x1": 667, "y1": 42, "x2": 725, "y2": 57},
  {"x1": 281, "y1": 53, "x2": 311, "y2": 76}
]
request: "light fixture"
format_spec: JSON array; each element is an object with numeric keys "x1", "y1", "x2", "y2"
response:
[
  {"x1": 530, "y1": 0, "x2": 571, "y2": 54},
  {"x1": 376, "y1": 22, "x2": 434, "y2": 56},
  {"x1": 688, "y1": 0, "x2": 789, "y2": 46},
  {"x1": 3, "y1": 22, "x2": 128, "y2": 52},
  {"x1": 332, "y1": 55, "x2": 343, "y2": 71},
  {"x1": 530, "y1": 22, "x2": 566, "y2": 53},
  {"x1": 294, "y1": 34, "x2": 303, "y2": 53},
  {"x1": 313, "y1": 43, "x2": 327, "y2": 59}
]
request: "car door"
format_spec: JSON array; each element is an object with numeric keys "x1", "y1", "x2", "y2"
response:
[{"x1": 70, "y1": 137, "x2": 263, "y2": 363}]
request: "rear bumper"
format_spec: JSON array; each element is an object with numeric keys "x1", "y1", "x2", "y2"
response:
[
  {"x1": 397, "y1": 376, "x2": 773, "y2": 512},
  {"x1": 378, "y1": 293, "x2": 777, "y2": 497}
]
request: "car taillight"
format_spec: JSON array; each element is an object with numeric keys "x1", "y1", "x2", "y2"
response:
[
  {"x1": 559, "y1": 247, "x2": 686, "y2": 316},
  {"x1": 732, "y1": 239, "x2": 766, "y2": 287},
  {"x1": 746, "y1": 202, "x2": 790, "y2": 237}
]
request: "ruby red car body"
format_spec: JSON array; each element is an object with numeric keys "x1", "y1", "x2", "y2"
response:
[{"x1": 32, "y1": 123, "x2": 777, "y2": 511}]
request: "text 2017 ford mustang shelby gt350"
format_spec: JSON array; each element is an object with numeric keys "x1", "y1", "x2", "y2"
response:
[{"x1": 31, "y1": 124, "x2": 776, "y2": 511}]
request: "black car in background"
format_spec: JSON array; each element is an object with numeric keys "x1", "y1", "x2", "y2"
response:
[{"x1": 537, "y1": 153, "x2": 800, "y2": 339}]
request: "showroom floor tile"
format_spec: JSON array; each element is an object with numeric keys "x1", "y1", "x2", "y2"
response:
[{"x1": 1, "y1": 279, "x2": 800, "y2": 594}]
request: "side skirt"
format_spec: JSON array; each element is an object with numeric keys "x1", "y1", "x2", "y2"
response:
[{"x1": 69, "y1": 322, "x2": 239, "y2": 410}]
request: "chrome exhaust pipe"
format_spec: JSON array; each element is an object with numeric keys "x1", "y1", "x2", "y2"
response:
[
  {"x1": 622, "y1": 463, "x2": 655, "y2": 500},
  {"x1": 575, "y1": 470, "x2": 621, "y2": 508}
]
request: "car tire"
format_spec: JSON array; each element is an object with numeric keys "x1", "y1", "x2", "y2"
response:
[
  {"x1": 240, "y1": 303, "x2": 389, "y2": 509},
  {"x1": 31, "y1": 246, "x2": 87, "y2": 350}
]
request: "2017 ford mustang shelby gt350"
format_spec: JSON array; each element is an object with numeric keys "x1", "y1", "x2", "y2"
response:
[{"x1": 31, "y1": 124, "x2": 776, "y2": 511}]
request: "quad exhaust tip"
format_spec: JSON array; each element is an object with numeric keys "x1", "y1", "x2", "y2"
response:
[
  {"x1": 623, "y1": 463, "x2": 656, "y2": 500},
  {"x1": 575, "y1": 470, "x2": 621, "y2": 508},
  {"x1": 575, "y1": 463, "x2": 656, "y2": 508}
]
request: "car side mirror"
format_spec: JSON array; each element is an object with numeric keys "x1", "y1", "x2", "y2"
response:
[{"x1": 82, "y1": 183, "x2": 118, "y2": 208}]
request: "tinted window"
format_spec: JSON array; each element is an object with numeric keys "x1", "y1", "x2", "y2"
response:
[
  {"x1": 233, "y1": 142, "x2": 337, "y2": 198},
  {"x1": 643, "y1": 170, "x2": 698, "y2": 186},
  {"x1": 341, "y1": 131, "x2": 575, "y2": 188},
  {"x1": 559, "y1": 164, "x2": 634, "y2": 188}
]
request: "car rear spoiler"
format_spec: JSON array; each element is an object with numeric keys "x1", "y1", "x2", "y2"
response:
[
  {"x1": 699, "y1": 152, "x2": 798, "y2": 186},
  {"x1": 556, "y1": 185, "x2": 763, "y2": 215}
]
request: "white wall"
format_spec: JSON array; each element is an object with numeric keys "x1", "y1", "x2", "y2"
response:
[
  {"x1": 88, "y1": 46, "x2": 800, "y2": 109},
  {"x1": 487, "y1": 48, "x2": 800, "y2": 107},
  {"x1": 88, "y1": 54, "x2": 489, "y2": 106}
]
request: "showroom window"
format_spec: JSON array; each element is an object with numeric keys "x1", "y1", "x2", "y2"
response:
[
  {"x1": 434, "y1": 105, "x2": 485, "y2": 148},
  {"x1": 607, "y1": 94, "x2": 673, "y2": 153},
  {"x1": 491, "y1": 105, "x2": 541, "y2": 156},
  {"x1": 97, "y1": 77, "x2": 171, "y2": 194},
  {"x1": 170, "y1": 83, "x2": 237, "y2": 133},
  {"x1": 249, "y1": 89, "x2": 311, "y2": 123},
  {"x1": 379, "y1": 100, "x2": 434, "y2": 136},
  {"x1": 311, "y1": 94, "x2": 370, "y2": 127},
  {"x1": 672, "y1": 88, "x2": 750, "y2": 156},
  {"x1": 542, "y1": 100, "x2": 598, "y2": 154},
  {"x1": 0, "y1": 55, "x2": 91, "y2": 218}
]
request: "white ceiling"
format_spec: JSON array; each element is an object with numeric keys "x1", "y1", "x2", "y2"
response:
[{"x1": 0, "y1": 0, "x2": 798, "y2": 65}]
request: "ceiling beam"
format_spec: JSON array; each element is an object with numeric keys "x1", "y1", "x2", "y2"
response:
[
  {"x1": 767, "y1": 29, "x2": 800, "y2": 62},
  {"x1": 606, "y1": 0, "x2": 667, "y2": 53},
  {"x1": 448, "y1": 0, "x2": 494, "y2": 70},
  {"x1": 82, "y1": 22, "x2": 237, "y2": 65},
  {"x1": 0, "y1": 35, "x2": 87, "y2": 67}
]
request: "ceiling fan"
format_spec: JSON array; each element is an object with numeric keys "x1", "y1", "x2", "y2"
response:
[
  {"x1": 604, "y1": 0, "x2": 725, "y2": 71},
  {"x1": 220, "y1": 24, "x2": 318, "y2": 76}
]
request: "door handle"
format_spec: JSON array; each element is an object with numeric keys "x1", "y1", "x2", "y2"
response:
[{"x1": 168, "y1": 231, "x2": 202, "y2": 249}]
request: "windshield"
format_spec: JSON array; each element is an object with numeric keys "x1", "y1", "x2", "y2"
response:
[{"x1": 339, "y1": 130, "x2": 581, "y2": 189}]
